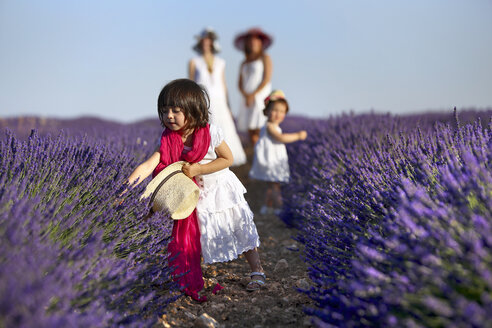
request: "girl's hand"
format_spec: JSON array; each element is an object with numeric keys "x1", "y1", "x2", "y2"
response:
[
  {"x1": 245, "y1": 93, "x2": 255, "y2": 107},
  {"x1": 298, "y1": 130, "x2": 308, "y2": 140},
  {"x1": 182, "y1": 162, "x2": 202, "y2": 179}
]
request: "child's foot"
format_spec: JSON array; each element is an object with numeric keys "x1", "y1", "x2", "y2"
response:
[{"x1": 246, "y1": 272, "x2": 266, "y2": 291}]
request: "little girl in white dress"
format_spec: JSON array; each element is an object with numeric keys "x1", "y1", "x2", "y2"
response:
[
  {"x1": 128, "y1": 79, "x2": 266, "y2": 297},
  {"x1": 192, "y1": 124, "x2": 259, "y2": 263},
  {"x1": 249, "y1": 90, "x2": 307, "y2": 215},
  {"x1": 193, "y1": 123, "x2": 266, "y2": 291}
]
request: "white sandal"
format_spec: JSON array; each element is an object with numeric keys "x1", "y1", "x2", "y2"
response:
[{"x1": 247, "y1": 272, "x2": 266, "y2": 291}]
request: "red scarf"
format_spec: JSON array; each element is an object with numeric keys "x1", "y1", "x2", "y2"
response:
[
  {"x1": 153, "y1": 124, "x2": 211, "y2": 177},
  {"x1": 155, "y1": 124, "x2": 210, "y2": 302}
]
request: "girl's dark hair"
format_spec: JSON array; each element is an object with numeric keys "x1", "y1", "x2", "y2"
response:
[
  {"x1": 157, "y1": 79, "x2": 210, "y2": 129},
  {"x1": 263, "y1": 98, "x2": 289, "y2": 116}
]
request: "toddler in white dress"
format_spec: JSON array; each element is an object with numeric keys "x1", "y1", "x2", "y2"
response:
[{"x1": 249, "y1": 90, "x2": 307, "y2": 215}]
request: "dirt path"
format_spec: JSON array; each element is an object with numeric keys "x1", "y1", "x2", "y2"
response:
[{"x1": 160, "y1": 147, "x2": 314, "y2": 328}]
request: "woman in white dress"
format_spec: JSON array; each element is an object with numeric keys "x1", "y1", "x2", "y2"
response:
[
  {"x1": 234, "y1": 27, "x2": 273, "y2": 145},
  {"x1": 189, "y1": 28, "x2": 247, "y2": 166}
]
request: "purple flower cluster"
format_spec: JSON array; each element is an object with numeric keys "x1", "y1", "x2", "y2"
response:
[
  {"x1": 281, "y1": 109, "x2": 492, "y2": 327},
  {"x1": 0, "y1": 119, "x2": 180, "y2": 327}
]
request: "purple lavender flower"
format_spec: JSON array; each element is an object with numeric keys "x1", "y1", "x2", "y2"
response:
[
  {"x1": 281, "y1": 109, "x2": 492, "y2": 327},
  {"x1": 1, "y1": 120, "x2": 178, "y2": 327}
]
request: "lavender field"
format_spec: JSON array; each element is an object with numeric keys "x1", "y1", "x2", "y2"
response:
[
  {"x1": 282, "y1": 109, "x2": 492, "y2": 327},
  {"x1": 0, "y1": 117, "x2": 178, "y2": 327},
  {"x1": 1, "y1": 108, "x2": 491, "y2": 327}
]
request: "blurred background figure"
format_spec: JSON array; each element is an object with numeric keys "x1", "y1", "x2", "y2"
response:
[
  {"x1": 249, "y1": 90, "x2": 307, "y2": 215},
  {"x1": 235, "y1": 27, "x2": 273, "y2": 146},
  {"x1": 189, "y1": 27, "x2": 247, "y2": 166}
]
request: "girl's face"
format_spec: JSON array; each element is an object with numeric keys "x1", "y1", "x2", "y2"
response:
[
  {"x1": 267, "y1": 101, "x2": 287, "y2": 124},
  {"x1": 162, "y1": 106, "x2": 188, "y2": 132},
  {"x1": 246, "y1": 35, "x2": 262, "y2": 54},
  {"x1": 201, "y1": 37, "x2": 213, "y2": 52}
]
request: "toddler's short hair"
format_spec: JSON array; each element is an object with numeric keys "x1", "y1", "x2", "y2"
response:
[{"x1": 157, "y1": 79, "x2": 210, "y2": 129}]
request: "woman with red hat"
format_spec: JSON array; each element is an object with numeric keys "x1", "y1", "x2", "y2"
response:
[{"x1": 234, "y1": 27, "x2": 273, "y2": 145}]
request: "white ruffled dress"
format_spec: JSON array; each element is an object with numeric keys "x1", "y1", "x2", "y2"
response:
[
  {"x1": 189, "y1": 124, "x2": 260, "y2": 264},
  {"x1": 249, "y1": 125, "x2": 290, "y2": 183}
]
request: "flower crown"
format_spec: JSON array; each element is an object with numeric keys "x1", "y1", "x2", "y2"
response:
[{"x1": 264, "y1": 90, "x2": 286, "y2": 107}]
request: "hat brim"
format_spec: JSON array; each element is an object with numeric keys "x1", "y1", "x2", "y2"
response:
[
  {"x1": 192, "y1": 41, "x2": 221, "y2": 54},
  {"x1": 234, "y1": 29, "x2": 273, "y2": 51},
  {"x1": 193, "y1": 30, "x2": 220, "y2": 54}
]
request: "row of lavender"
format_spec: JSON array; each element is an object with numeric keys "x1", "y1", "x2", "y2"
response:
[
  {"x1": 0, "y1": 119, "x2": 180, "y2": 327},
  {"x1": 282, "y1": 109, "x2": 492, "y2": 327}
]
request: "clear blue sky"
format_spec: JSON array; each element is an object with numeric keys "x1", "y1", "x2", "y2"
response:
[{"x1": 1, "y1": 0, "x2": 491, "y2": 123}]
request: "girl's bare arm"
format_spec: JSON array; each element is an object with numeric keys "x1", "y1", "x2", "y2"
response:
[
  {"x1": 252, "y1": 54, "x2": 272, "y2": 95},
  {"x1": 182, "y1": 141, "x2": 233, "y2": 178},
  {"x1": 127, "y1": 151, "x2": 161, "y2": 186},
  {"x1": 267, "y1": 123, "x2": 307, "y2": 144},
  {"x1": 188, "y1": 60, "x2": 196, "y2": 80},
  {"x1": 238, "y1": 61, "x2": 247, "y2": 97}
]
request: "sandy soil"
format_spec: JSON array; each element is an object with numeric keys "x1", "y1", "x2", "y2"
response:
[{"x1": 159, "y1": 146, "x2": 315, "y2": 328}]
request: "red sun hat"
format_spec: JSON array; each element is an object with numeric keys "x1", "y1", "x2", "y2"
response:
[{"x1": 234, "y1": 27, "x2": 273, "y2": 51}]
